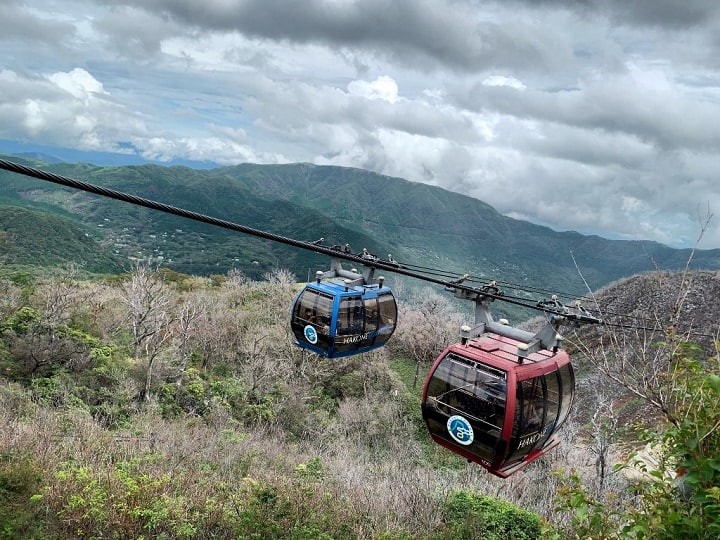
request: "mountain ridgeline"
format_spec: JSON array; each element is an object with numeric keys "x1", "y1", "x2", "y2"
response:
[{"x1": 1, "y1": 156, "x2": 719, "y2": 302}]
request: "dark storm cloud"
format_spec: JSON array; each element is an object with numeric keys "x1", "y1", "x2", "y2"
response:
[
  {"x1": 604, "y1": 0, "x2": 716, "y2": 29},
  {"x1": 97, "y1": 0, "x2": 559, "y2": 73},
  {"x1": 507, "y1": 0, "x2": 718, "y2": 29},
  {"x1": 92, "y1": 6, "x2": 177, "y2": 59},
  {"x1": 0, "y1": 2, "x2": 79, "y2": 66}
]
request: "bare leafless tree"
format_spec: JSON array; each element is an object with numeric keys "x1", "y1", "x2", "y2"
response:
[
  {"x1": 391, "y1": 287, "x2": 462, "y2": 387},
  {"x1": 567, "y1": 208, "x2": 717, "y2": 427},
  {"x1": 174, "y1": 291, "x2": 207, "y2": 380},
  {"x1": 119, "y1": 261, "x2": 177, "y2": 401},
  {"x1": 0, "y1": 278, "x2": 22, "y2": 319},
  {"x1": 120, "y1": 261, "x2": 175, "y2": 358}
]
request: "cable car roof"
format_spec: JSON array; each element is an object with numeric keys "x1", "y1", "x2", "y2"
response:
[
  {"x1": 448, "y1": 332, "x2": 571, "y2": 379},
  {"x1": 307, "y1": 279, "x2": 389, "y2": 296}
]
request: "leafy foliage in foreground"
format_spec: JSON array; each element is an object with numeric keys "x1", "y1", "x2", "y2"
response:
[
  {"x1": 1, "y1": 265, "x2": 717, "y2": 538},
  {"x1": 440, "y1": 491, "x2": 548, "y2": 539},
  {"x1": 556, "y1": 341, "x2": 720, "y2": 539}
]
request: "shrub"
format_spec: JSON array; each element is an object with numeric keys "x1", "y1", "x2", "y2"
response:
[
  {"x1": 437, "y1": 490, "x2": 546, "y2": 540},
  {"x1": 0, "y1": 452, "x2": 48, "y2": 539},
  {"x1": 556, "y1": 341, "x2": 720, "y2": 539},
  {"x1": 34, "y1": 459, "x2": 229, "y2": 539}
]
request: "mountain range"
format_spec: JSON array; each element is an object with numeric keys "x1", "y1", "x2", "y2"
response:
[{"x1": 1, "y1": 154, "x2": 719, "y2": 318}]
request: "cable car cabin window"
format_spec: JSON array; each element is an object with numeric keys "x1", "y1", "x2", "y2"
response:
[
  {"x1": 378, "y1": 293, "x2": 397, "y2": 326},
  {"x1": 291, "y1": 288, "x2": 333, "y2": 350},
  {"x1": 506, "y1": 374, "x2": 561, "y2": 464},
  {"x1": 375, "y1": 292, "x2": 397, "y2": 346},
  {"x1": 556, "y1": 363, "x2": 575, "y2": 428},
  {"x1": 298, "y1": 289, "x2": 333, "y2": 333},
  {"x1": 363, "y1": 297, "x2": 379, "y2": 334},
  {"x1": 333, "y1": 295, "x2": 364, "y2": 354},
  {"x1": 544, "y1": 370, "x2": 561, "y2": 434},
  {"x1": 336, "y1": 296, "x2": 363, "y2": 336},
  {"x1": 424, "y1": 352, "x2": 507, "y2": 462}
]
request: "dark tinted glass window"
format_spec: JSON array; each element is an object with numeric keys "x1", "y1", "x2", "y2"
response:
[
  {"x1": 291, "y1": 288, "x2": 335, "y2": 352},
  {"x1": 556, "y1": 363, "x2": 575, "y2": 428},
  {"x1": 424, "y1": 353, "x2": 507, "y2": 461},
  {"x1": 375, "y1": 292, "x2": 397, "y2": 346},
  {"x1": 363, "y1": 297, "x2": 379, "y2": 334},
  {"x1": 378, "y1": 293, "x2": 396, "y2": 327},
  {"x1": 294, "y1": 289, "x2": 333, "y2": 335},
  {"x1": 505, "y1": 377, "x2": 545, "y2": 463},
  {"x1": 336, "y1": 296, "x2": 363, "y2": 336}
]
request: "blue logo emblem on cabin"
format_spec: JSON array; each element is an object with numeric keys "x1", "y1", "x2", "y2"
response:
[
  {"x1": 447, "y1": 415, "x2": 474, "y2": 446},
  {"x1": 304, "y1": 325, "x2": 318, "y2": 344}
]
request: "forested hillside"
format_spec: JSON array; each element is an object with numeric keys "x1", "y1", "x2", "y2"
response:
[
  {"x1": 0, "y1": 264, "x2": 717, "y2": 538},
  {"x1": 2, "y1": 156, "x2": 720, "y2": 300},
  {"x1": 0, "y1": 206, "x2": 123, "y2": 273}
]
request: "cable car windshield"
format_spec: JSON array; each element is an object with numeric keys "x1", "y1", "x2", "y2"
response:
[{"x1": 424, "y1": 352, "x2": 507, "y2": 462}]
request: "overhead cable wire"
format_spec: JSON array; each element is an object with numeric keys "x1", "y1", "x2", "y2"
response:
[
  {"x1": 6, "y1": 158, "x2": 715, "y2": 337},
  {"x1": 13, "y1": 157, "x2": 711, "y2": 336}
]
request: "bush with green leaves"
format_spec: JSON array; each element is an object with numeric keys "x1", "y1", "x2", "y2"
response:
[
  {"x1": 556, "y1": 340, "x2": 720, "y2": 539},
  {"x1": 436, "y1": 490, "x2": 548, "y2": 540},
  {"x1": 0, "y1": 452, "x2": 49, "y2": 539},
  {"x1": 32, "y1": 458, "x2": 235, "y2": 539}
]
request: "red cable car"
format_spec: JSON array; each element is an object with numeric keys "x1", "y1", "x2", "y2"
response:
[{"x1": 421, "y1": 286, "x2": 583, "y2": 477}]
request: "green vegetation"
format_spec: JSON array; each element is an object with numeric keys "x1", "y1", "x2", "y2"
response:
[
  {"x1": 1, "y1": 156, "x2": 720, "y2": 537},
  {"x1": 556, "y1": 341, "x2": 720, "y2": 539},
  {"x1": 440, "y1": 491, "x2": 550, "y2": 539},
  {"x1": 2, "y1": 264, "x2": 716, "y2": 538},
  {"x1": 2, "y1": 157, "x2": 720, "y2": 295},
  {"x1": 0, "y1": 206, "x2": 123, "y2": 274}
]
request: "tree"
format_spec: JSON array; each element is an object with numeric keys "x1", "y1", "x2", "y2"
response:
[
  {"x1": 390, "y1": 287, "x2": 462, "y2": 387},
  {"x1": 1, "y1": 269, "x2": 100, "y2": 375},
  {"x1": 119, "y1": 261, "x2": 176, "y2": 401},
  {"x1": 174, "y1": 291, "x2": 208, "y2": 380}
]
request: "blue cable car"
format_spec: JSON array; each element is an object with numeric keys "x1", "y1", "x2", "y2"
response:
[{"x1": 290, "y1": 260, "x2": 397, "y2": 358}]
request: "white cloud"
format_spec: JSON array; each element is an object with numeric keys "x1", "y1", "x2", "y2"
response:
[
  {"x1": 1, "y1": 0, "x2": 720, "y2": 249},
  {"x1": 482, "y1": 75, "x2": 526, "y2": 90},
  {"x1": 347, "y1": 76, "x2": 399, "y2": 103},
  {"x1": 48, "y1": 68, "x2": 107, "y2": 100}
]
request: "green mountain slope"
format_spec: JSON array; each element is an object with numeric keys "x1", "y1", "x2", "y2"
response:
[
  {"x1": 0, "y1": 205, "x2": 124, "y2": 273},
  {"x1": 1, "y1": 157, "x2": 719, "y2": 300},
  {"x1": 209, "y1": 163, "x2": 720, "y2": 291},
  {"x1": 0, "y1": 159, "x2": 393, "y2": 279}
]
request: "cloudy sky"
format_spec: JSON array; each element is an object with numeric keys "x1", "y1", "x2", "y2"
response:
[{"x1": 1, "y1": 0, "x2": 719, "y2": 248}]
